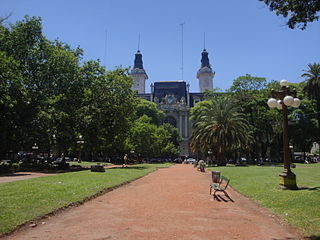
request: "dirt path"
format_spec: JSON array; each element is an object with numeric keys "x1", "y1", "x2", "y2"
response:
[
  {"x1": 0, "y1": 172, "x2": 57, "y2": 184},
  {"x1": 3, "y1": 164, "x2": 300, "y2": 240}
]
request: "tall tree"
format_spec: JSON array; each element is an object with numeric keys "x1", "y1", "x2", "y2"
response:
[
  {"x1": 190, "y1": 96, "x2": 253, "y2": 166},
  {"x1": 259, "y1": 0, "x2": 320, "y2": 29},
  {"x1": 302, "y1": 63, "x2": 320, "y2": 144}
]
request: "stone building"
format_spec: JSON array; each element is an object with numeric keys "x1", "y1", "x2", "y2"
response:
[{"x1": 130, "y1": 49, "x2": 215, "y2": 156}]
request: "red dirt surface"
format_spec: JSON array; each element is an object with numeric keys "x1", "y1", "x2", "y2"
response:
[{"x1": 3, "y1": 164, "x2": 301, "y2": 240}]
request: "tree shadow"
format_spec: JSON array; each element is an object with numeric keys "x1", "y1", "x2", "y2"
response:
[
  {"x1": 109, "y1": 166, "x2": 147, "y2": 170},
  {"x1": 304, "y1": 236, "x2": 320, "y2": 240},
  {"x1": 271, "y1": 238, "x2": 300, "y2": 240},
  {"x1": 297, "y1": 186, "x2": 320, "y2": 191},
  {"x1": 0, "y1": 173, "x2": 32, "y2": 177}
]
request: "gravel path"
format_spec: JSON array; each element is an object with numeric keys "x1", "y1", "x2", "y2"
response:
[{"x1": 3, "y1": 164, "x2": 300, "y2": 240}]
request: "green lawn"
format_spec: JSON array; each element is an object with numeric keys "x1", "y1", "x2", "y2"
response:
[
  {"x1": 0, "y1": 163, "x2": 172, "y2": 235},
  {"x1": 208, "y1": 164, "x2": 320, "y2": 238}
]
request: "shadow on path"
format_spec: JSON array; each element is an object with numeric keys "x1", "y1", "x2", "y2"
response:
[{"x1": 213, "y1": 193, "x2": 234, "y2": 202}]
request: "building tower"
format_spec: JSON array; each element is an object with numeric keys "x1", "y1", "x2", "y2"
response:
[
  {"x1": 130, "y1": 50, "x2": 148, "y2": 94},
  {"x1": 197, "y1": 49, "x2": 215, "y2": 92}
]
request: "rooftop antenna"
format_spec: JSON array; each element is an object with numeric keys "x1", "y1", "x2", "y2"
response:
[
  {"x1": 137, "y1": 32, "x2": 140, "y2": 51},
  {"x1": 203, "y1": 32, "x2": 206, "y2": 50},
  {"x1": 180, "y1": 22, "x2": 185, "y2": 80},
  {"x1": 104, "y1": 29, "x2": 107, "y2": 68}
]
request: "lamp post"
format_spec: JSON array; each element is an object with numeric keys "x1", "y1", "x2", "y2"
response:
[
  {"x1": 32, "y1": 143, "x2": 39, "y2": 160},
  {"x1": 130, "y1": 150, "x2": 135, "y2": 164},
  {"x1": 77, "y1": 135, "x2": 85, "y2": 163},
  {"x1": 52, "y1": 134, "x2": 57, "y2": 159},
  {"x1": 208, "y1": 149, "x2": 213, "y2": 166},
  {"x1": 267, "y1": 79, "x2": 300, "y2": 190}
]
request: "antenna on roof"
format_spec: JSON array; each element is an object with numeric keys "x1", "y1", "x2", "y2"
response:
[
  {"x1": 104, "y1": 29, "x2": 107, "y2": 68},
  {"x1": 138, "y1": 32, "x2": 141, "y2": 51},
  {"x1": 180, "y1": 22, "x2": 185, "y2": 80}
]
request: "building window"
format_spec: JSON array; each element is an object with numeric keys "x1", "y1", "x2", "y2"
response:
[{"x1": 164, "y1": 116, "x2": 177, "y2": 127}]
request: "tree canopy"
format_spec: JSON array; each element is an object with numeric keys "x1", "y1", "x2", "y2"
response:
[{"x1": 259, "y1": 0, "x2": 320, "y2": 29}]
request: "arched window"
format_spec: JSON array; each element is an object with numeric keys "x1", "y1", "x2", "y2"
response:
[{"x1": 164, "y1": 116, "x2": 177, "y2": 127}]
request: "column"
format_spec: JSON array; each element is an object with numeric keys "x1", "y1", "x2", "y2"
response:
[
  {"x1": 184, "y1": 113, "x2": 188, "y2": 138},
  {"x1": 179, "y1": 114, "x2": 183, "y2": 137}
]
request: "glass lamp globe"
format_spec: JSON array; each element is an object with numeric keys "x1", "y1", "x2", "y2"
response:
[
  {"x1": 283, "y1": 95, "x2": 294, "y2": 106},
  {"x1": 280, "y1": 79, "x2": 288, "y2": 87},
  {"x1": 267, "y1": 98, "x2": 278, "y2": 108},
  {"x1": 277, "y1": 100, "x2": 282, "y2": 110},
  {"x1": 292, "y1": 98, "x2": 301, "y2": 108}
]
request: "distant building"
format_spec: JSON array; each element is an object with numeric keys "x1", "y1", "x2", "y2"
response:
[{"x1": 130, "y1": 49, "x2": 215, "y2": 156}]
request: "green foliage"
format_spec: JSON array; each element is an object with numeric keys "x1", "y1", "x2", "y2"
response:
[
  {"x1": 134, "y1": 98, "x2": 165, "y2": 125},
  {"x1": 229, "y1": 74, "x2": 267, "y2": 93},
  {"x1": 208, "y1": 165, "x2": 320, "y2": 237},
  {"x1": 126, "y1": 115, "x2": 180, "y2": 158},
  {"x1": 302, "y1": 63, "x2": 320, "y2": 110},
  {"x1": 190, "y1": 96, "x2": 253, "y2": 165},
  {"x1": 301, "y1": 63, "x2": 320, "y2": 145},
  {"x1": 259, "y1": 0, "x2": 320, "y2": 30},
  {"x1": 0, "y1": 16, "x2": 137, "y2": 159}
]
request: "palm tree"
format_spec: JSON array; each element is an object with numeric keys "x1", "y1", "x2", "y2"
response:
[
  {"x1": 302, "y1": 63, "x2": 320, "y2": 144},
  {"x1": 190, "y1": 96, "x2": 253, "y2": 166}
]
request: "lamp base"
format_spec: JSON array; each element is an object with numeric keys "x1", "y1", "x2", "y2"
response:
[{"x1": 279, "y1": 170, "x2": 298, "y2": 190}]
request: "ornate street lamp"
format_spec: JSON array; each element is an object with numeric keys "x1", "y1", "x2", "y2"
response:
[
  {"x1": 77, "y1": 135, "x2": 85, "y2": 163},
  {"x1": 267, "y1": 79, "x2": 300, "y2": 190}
]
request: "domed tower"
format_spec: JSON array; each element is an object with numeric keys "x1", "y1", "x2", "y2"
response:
[
  {"x1": 197, "y1": 49, "x2": 215, "y2": 92},
  {"x1": 130, "y1": 50, "x2": 148, "y2": 94}
]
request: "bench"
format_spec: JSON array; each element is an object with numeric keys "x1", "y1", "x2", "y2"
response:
[{"x1": 210, "y1": 175, "x2": 230, "y2": 197}]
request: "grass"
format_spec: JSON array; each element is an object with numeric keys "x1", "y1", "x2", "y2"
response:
[
  {"x1": 208, "y1": 164, "x2": 320, "y2": 238},
  {"x1": 0, "y1": 163, "x2": 173, "y2": 235}
]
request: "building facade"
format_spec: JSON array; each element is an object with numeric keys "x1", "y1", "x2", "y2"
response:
[{"x1": 130, "y1": 49, "x2": 214, "y2": 156}]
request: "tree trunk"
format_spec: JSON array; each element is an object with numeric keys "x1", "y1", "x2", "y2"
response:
[{"x1": 217, "y1": 149, "x2": 226, "y2": 166}]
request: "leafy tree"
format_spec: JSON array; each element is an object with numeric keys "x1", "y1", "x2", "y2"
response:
[
  {"x1": 229, "y1": 75, "x2": 277, "y2": 162},
  {"x1": 126, "y1": 107, "x2": 180, "y2": 159},
  {"x1": 0, "y1": 16, "x2": 137, "y2": 161},
  {"x1": 229, "y1": 74, "x2": 267, "y2": 93},
  {"x1": 78, "y1": 65, "x2": 136, "y2": 159},
  {"x1": 190, "y1": 96, "x2": 253, "y2": 166},
  {"x1": 259, "y1": 0, "x2": 320, "y2": 29},
  {"x1": 134, "y1": 98, "x2": 165, "y2": 125},
  {"x1": 289, "y1": 98, "x2": 318, "y2": 156},
  {"x1": 302, "y1": 63, "x2": 320, "y2": 144}
]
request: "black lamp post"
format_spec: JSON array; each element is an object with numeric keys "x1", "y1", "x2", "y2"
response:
[
  {"x1": 267, "y1": 79, "x2": 301, "y2": 190},
  {"x1": 52, "y1": 134, "x2": 57, "y2": 159},
  {"x1": 32, "y1": 143, "x2": 39, "y2": 160},
  {"x1": 77, "y1": 135, "x2": 85, "y2": 163},
  {"x1": 208, "y1": 149, "x2": 213, "y2": 166}
]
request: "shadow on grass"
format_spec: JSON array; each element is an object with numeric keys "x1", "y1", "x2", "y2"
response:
[
  {"x1": 304, "y1": 236, "x2": 320, "y2": 240},
  {"x1": 298, "y1": 186, "x2": 320, "y2": 191},
  {"x1": 0, "y1": 173, "x2": 32, "y2": 177},
  {"x1": 108, "y1": 166, "x2": 147, "y2": 170}
]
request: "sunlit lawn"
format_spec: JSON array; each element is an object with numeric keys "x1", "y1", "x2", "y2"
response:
[
  {"x1": 0, "y1": 163, "x2": 173, "y2": 235},
  {"x1": 208, "y1": 164, "x2": 320, "y2": 238}
]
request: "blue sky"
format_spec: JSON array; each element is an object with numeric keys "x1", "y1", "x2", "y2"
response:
[{"x1": 1, "y1": 0, "x2": 320, "y2": 92}]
